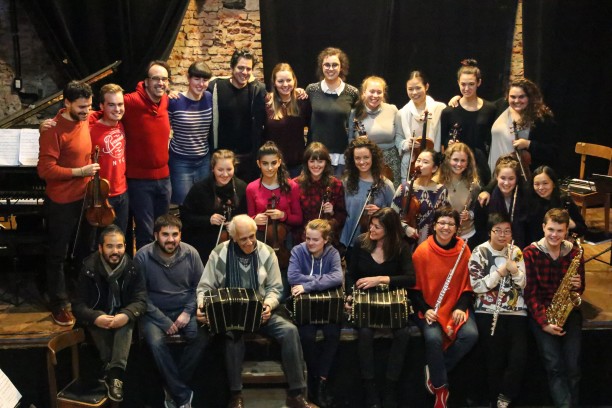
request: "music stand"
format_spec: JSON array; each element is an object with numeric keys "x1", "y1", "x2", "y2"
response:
[{"x1": 585, "y1": 174, "x2": 611, "y2": 265}]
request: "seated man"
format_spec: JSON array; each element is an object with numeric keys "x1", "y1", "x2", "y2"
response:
[
  {"x1": 73, "y1": 224, "x2": 147, "y2": 402},
  {"x1": 197, "y1": 214, "x2": 313, "y2": 408},
  {"x1": 135, "y1": 214, "x2": 207, "y2": 408}
]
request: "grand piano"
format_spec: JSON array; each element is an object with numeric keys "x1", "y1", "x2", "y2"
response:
[{"x1": 0, "y1": 62, "x2": 120, "y2": 302}]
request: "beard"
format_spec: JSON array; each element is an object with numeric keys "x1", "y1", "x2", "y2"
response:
[{"x1": 156, "y1": 239, "x2": 178, "y2": 255}]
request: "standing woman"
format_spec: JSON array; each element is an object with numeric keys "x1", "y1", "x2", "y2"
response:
[
  {"x1": 480, "y1": 157, "x2": 528, "y2": 249},
  {"x1": 306, "y1": 47, "x2": 359, "y2": 176},
  {"x1": 263, "y1": 63, "x2": 312, "y2": 178},
  {"x1": 345, "y1": 208, "x2": 415, "y2": 408},
  {"x1": 434, "y1": 143, "x2": 482, "y2": 246},
  {"x1": 488, "y1": 78, "x2": 558, "y2": 175},
  {"x1": 411, "y1": 206, "x2": 478, "y2": 408},
  {"x1": 246, "y1": 141, "x2": 303, "y2": 265},
  {"x1": 526, "y1": 165, "x2": 587, "y2": 243},
  {"x1": 294, "y1": 142, "x2": 347, "y2": 245},
  {"x1": 349, "y1": 76, "x2": 402, "y2": 187},
  {"x1": 180, "y1": 149, "x2": 247, "y2": 259},
  {"x1": 168, "y1": 60, "x2": 213, "y2": 205},
  {"x1": 340, "y1": 137, "x2": 395, "y2": 254},
  {"x1": 287, "y1": 219, "x2": 343, "y2": 408},
  {"x1": 397, "y1": 70, "x2": 447, "y2": 183},
  {"x1": 392, "y1": 149, "x2": 448, "y2": 245},
  {"x1": 440, "y1": 59, "x2": 497, "y2": 185}
]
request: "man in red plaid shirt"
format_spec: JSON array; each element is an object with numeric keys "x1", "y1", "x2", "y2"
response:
[{"x1": 523, "y1": 208, "x2": 585, "y2": 408}]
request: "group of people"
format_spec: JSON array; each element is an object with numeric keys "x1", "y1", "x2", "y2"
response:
[{"x1": 36, "y1": 45, "x2": 588, "y2": 408}]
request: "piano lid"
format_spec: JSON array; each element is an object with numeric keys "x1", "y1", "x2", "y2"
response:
[{"x1": 0, "y1": 60, "x2": 122, "y2": 129}]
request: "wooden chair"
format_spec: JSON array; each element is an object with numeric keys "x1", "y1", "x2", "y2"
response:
[
  {"x1": 570, "y1": 142, "x2": 612, "y2": 232},
  {"x1": 47, "y1": 328, "x2": 109, "y2": 408}
]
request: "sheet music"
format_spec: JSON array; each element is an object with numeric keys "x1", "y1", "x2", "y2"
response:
[
  {"x1": 0, "y1": 368, "x2": 21, "y2": 408},
  {"x1": 0, "y1": 129, "x2": 20, "y2": 166},
  {"x1": 18, "y1": 128, "x2": 41, "y2": 166}
]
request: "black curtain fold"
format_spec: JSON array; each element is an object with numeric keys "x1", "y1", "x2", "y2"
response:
[
  {"x1": 523, "y1": 0, "x2": 612, "y2": 176},
  {"x1": 22, "y1": 0, "x2": 190, "y2": 96},
  {"x1": 261, "y1": 0, "x2": 517, "y2": 106}
]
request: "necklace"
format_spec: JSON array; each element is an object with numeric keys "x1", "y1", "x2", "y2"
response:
[{"x1": 450, "y1": 180, "x2": 463, "y2": 193}]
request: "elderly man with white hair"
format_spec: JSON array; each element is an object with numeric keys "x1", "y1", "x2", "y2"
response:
[{"x1": 197, "y1": 214, "x2": 313, "y2": 408}]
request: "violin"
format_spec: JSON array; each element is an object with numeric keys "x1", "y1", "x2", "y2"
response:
[
  {"x1": 449, "y1": 123, "x2": 461, "y2": 145},
  {"x1": 319, "y1": 186, "x2": 332, "y2": 219},
  {"x1": 345, "y1": 184, "x2": 379, "y2": 248},
  {"x1": 215, "y1": 200, "x2": 233, "y2": 246},
  {"x1": 353, "y1": 118, "x2": 395, "y2": 183},
  {"x1": 265, "y1": 194, "x2": 290, "y2": 269},
  {"x1": 408, "y1": 110, "x2": 435, "y2": 175},
  {"x1": 510, "y1": 121, "x2": 532, "y2": 182},
  {"x1": 85, "y1": 146, "x2": 115, "y2": 227},
  {"x1": 401, "y1": 169, "x2": 421, "y2": 235}
]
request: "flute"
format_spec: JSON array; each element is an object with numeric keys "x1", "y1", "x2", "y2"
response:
[{"x1": 490, "y1": 240, "x2": 514, "y2": 336}]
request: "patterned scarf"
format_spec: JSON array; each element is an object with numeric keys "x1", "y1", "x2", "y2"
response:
[{"x1": 225, "y1": 240, "x2": 259, "y2": 290}]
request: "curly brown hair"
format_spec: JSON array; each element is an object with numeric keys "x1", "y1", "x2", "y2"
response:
[
  {"x1": 316, "y1": 47, "x2": 349, "y2": 81},
  {"x1": 507, "y1": 78, "x2": 553, "y2": 128},
  {"x1": 343, "y1": 137, "x2": 385, "y2": 195}
]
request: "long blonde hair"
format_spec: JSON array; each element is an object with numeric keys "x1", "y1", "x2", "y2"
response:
[
  {"x1": 435, "y1": 143, "x2": 479, "y2": 186},
  {"x1": 268, "y1": 62, "x2": 300, "y2": 120}
]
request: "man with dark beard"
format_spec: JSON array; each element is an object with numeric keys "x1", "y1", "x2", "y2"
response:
[
  {"x1": 135, "y1": 214, "x2": 207, "y2": 408},
  {"x1": 38, "y1": 80, "x2": 100, "y2": 326},
  {"x1": 73, "y1": 225, "x2": 146, "y2": 402}
]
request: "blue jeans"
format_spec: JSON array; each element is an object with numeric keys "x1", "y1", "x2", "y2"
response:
[
  {"x1": 141, "y1": 309, "x2": 208, "y2": 405},
  {"x1": 529, "y1": 311, "x2": 582, "y2": 408},
  {"x1": 127, "y1": 178, "x2": 171, "y2": 249},
  {"x1": 419, "y1": 312, "x2": 478, "y2": 388},
  {"x1": 108, "y1": 191, "x2": 129, "y2": 234},
  {"x1": 225, "y1": 313, "x2": 306, "y2": 391},
  {"x1": 169, "y1": 152, "x2": 210, "y2": 205}
]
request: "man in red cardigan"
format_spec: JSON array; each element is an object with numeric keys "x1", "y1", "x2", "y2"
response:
[
  {"x1": 122, "y1": 61, "x2": 172, "y2": 249},
  {"x1": 37, "y1": 81, "x2": 100, "y2": 325}
]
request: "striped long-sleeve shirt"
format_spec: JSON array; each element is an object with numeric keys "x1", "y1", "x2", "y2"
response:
[{"x1": 168, "y1": 92, "x2": 213, "y2": 158}]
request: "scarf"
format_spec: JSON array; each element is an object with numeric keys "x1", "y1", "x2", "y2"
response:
[
  {"x1": 226, "y1": 240, "x2": 259, "y2": 290},
  {"x1": 100, "y1": 253, "x2": 127, "y2": 315}
]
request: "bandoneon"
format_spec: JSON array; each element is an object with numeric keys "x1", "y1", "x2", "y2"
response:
[
  {"x1": 201, "y1": 288, "x2": 264, "y2": 334},
  {"x1": 351, "y1": 285, "x2": 410, "y2": 329},
  {"x1": 291, "y1": 287, "x2": 344, "y2": 325}
]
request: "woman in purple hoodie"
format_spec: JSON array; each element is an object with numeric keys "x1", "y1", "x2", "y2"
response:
[{"x1": 287, "y1": 218, "x2": 343, "y2": 408}]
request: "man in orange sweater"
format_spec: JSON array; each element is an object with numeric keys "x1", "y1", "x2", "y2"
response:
[{"x1": 37, "y1": 81, "x2": 100, "y2": 326}]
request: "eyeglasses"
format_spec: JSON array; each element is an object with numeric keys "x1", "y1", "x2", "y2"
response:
[
  {"x1": 491, "y1": 229, "x2": 512, "y2": 236},
  {"x1": 149, "y1": 76, "x2": 169, "y2": 83},
  {"x1": 436, "y1": 221, "x2": 456, "y2": 228}
]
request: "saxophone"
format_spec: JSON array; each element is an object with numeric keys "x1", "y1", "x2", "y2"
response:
[{"x1": 545, "y1": 239, "x2": 584, "y2": 327}]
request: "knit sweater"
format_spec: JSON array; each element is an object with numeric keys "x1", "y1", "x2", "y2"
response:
[
  {"x1": 122, "y1": 82, "x2": 171, "y2": 179},
  {"x1": 412, "y1": 236, "x2": 473, "y2": 343},
  {"x1": 305, "y1": 81, "x2": 359, "y2": 154},
  {"x1": 468, "y1": 241, "x2": 527, "y2": 316},
  {"x1": 37, "y1": 110, "x2": 91, "y2": 203},
  {"x1": 287, "y1": 243, "x2": 343, "y2": 293},
  {"x1": 134, "y1": 242, "x2": 203, "y2": 331},
  {"x1": 89, "y1": 119, "x2": 127, "y2": 197},
  {"x1": 197, "y1": 240, "x2": 283, "y2": 311},
  {"x1": 168, "y1": 91, "x2": 213, "y2": 158},
  {"x1": 348, "y1": 103, "x2": 401, "y2": 151},
  {"x1": 246, "y1": 178, "x2": 303, "y2": 228},
  {"x1": 523, "y1": 238, "x2": 585, "y2": 328}
]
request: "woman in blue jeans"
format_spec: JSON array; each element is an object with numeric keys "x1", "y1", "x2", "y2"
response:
[{"x1": 411, "y1": 206, "x2": 478, "y2": 408}]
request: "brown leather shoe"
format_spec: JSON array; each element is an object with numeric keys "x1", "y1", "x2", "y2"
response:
[
  {"x1": 227, "y1": 393, "x2": 244, "y2": 408},
  {"x1": 52, "y1": 308, "x2": 75, "y2": 326},
  {"x1": 286, "y1": 394, "x2": 317, "y2": 408}
]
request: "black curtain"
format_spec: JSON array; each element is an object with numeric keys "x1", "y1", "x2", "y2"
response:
[
  {"x1": 260, "y1": 0, "x2": 517, "y2": 107},
  {"x1": 22, "y1": 0, "x2": 189, "y2": 96},
  {"x1": 523, "y1": 0, "x2": 612, "y2": 177}
]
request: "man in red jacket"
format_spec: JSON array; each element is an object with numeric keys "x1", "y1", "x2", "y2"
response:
[
  {"x1": 122, "y1": 61, "x2": 172, "y2": 249},
  {"x1": 37, "y1": 81, "x2": 100, "y2": 325}
]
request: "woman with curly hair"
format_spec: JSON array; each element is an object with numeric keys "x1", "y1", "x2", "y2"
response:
[
  {"x1": 339, "y1": 137, "x2": 394, "y2": 253},
  {"x1": 434, "y1": 143, "x2": 482, "y2": 246},
  {"x1": 263, "y1": 63, "x2": 312, "y2": 178},
  {"x1": 488, "y1": 78, "x2": 559, "y2": 174},
  {"x1": 306, "y1": 47, "x2": 359, "y2": 176},
  {"x1": 294, "y1": 142, "x2": 346, "y2": 245}
]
